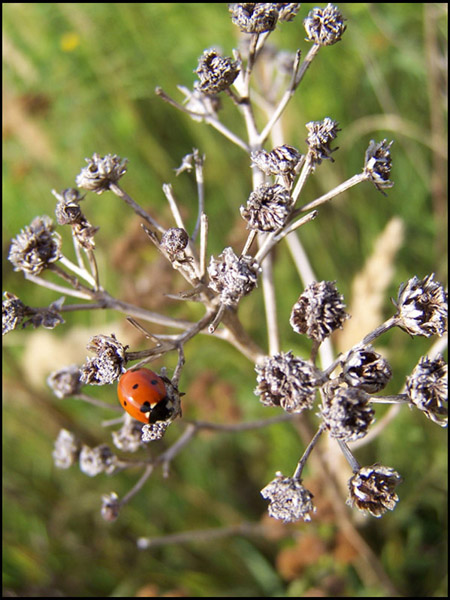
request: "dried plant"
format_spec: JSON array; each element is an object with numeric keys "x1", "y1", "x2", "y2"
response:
[{"x1": 3, "y1": 3, "x2": 447, "y2": 546}]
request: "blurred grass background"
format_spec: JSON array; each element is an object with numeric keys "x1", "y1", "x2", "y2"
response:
[{"x1": 3, "y1": 3, "x2": 447, "y2": 597}]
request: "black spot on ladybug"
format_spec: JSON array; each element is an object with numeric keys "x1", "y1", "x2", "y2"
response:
[
  {"x1": 132, "y1": 383, "x2": 139, "y2": 389},
  {"x1": 151, "y1": 379, "x2": 158, "y2": 385},
  {"x1": 139, "y1": 401, "x2": 151, "y2": 413},
  {"x1": 123, "y1": 400, "x2": 127, "y2": 406}
]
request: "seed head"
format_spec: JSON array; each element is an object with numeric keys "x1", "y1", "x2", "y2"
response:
[
  {"x1": 80, "y1": 333, "x2": 128, "y2": 385},
  {"x1": 8, "y1": 215, "x2": 62, "y2": 276},
  {"x1": 230, "y1": 3, "x2": 279, "y2": 34},
  {"x1": 52, "y1": 429, "x2": 80, "y2": 469},
  {"x1": 54, "y1": 188, "x2": 98, "y2": 250},
  {"x1": 347, "y1": 464, "x2": 402, "y2": 518},
  {"x1": 255, "y1": 351, "x2": 318, "y2": 413},
  {"x1": 194, "y1": 49, "x2": 240, "y2": 96},
  {"x1": 393, "y1": 274, "x2": 447, "y2": 337},
  {"x1": 405, "y1": 354, "x2": 448, "y2": 427},
  {"x1": 240, "y1": 183, "x2": 293, "y2": 232},
  {"x1": 363, "y1": 139, "x2": 394, "y2": 194},
  {"x1": 321, "y1": 380, "x2": 374, "y2": 442},
  {"x1": 75, "y1": 153, "x2": 128, "y2": 194},
  {"x1": 101, "y1": 492, "x2": 121, "y2": 522},
  {"x1": 341, "y1": 345, "x2": 392, "y2": 394},
  {"x1": 208, "y1": 247, "x2": 260, "y2": 306},
  {"x1": 261, "y1": 472, "x2": 316, "y2": 523},
  {"x1": 290, "y1": 280, "x2": 350, "y2": 342},
  {"x1": 277, "y1": 3, "x2": 302, "y2": 23},
  {"x1": 251, "y1": 145, "x2": 303, "y2": 183},
  {"x1": 79, "y1": 444, "x2": 118, "y2": 477},
  {"x1": 112, "y1": 417, "x2": 145, "y2": 452},
  {"x1": 306, "y1": 117, "x2": 340, "y2": 165},
  {"x1": 160, "y1": 227, "x2": 189, "y2": 258},
  {"x1": 2, "y1": 292, "x2": 26, "y2": 335},
  {"x1": 304, "y1": 3, "x2": 347, "y2": 46},
  {"x1": 47, "y1": 365, "x2": 83, "y2": 399}
]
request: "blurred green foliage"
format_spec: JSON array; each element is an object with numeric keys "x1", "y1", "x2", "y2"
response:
[{"x1": 3, "y1": 3, "x2": 447, "y2": 597}]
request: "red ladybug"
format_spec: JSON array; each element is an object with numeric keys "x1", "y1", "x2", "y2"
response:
[{"x1": 117, "y1": 368, "x2": 167, "y2": 424}]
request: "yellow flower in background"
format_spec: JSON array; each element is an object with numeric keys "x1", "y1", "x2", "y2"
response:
[{"x1": 60, "y1": 32, "x2": 80, "y2": 52}]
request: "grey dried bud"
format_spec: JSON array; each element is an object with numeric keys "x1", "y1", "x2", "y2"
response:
[
  {"x1": 255, "y1": 351, "x2": 318, "y2": 413},
  {"x1": 101, "y1": 492, "x2": 121, "y2": 522},
  {"x1": 8, "y1": 215, "x2": 62, "y2": 275},
  {"x1": 80, "y1": 333, "x2": 127, "y2": 385},
  {"x1": 160, "y1": 227, "x2": 189, "y2": 258},
  {"x1": 405, "y1": 354, "x2": 448, "y2": 427},
  {"x1": 75, "y1": 153, "x2": 128, "y2": 194},
  {"x1": 79, "y1": 444, "x2": 118, "y2": 477},
  {"x1": 393, "y1": 273, "x2": 447, "y2": 337},
  {"x1": 230, "y1": 3, "x2": 279, "y2": 34},
  {"x1": 47, "y1": 365, "x2": 83, "y2": 399},
  {"x1": 341, "y1": 345, "x2": 392, "y2": 393},
  {"x1": 261, "y1": 472, "x2": 316, "y2": 523},
  {"x1": 141, "y1": 421, "x2": 170, "y2": 442},
  {"x1": 364, "y1": 139, "x2": 394, "y2": 194},
  {"x1": 52, "y1": 428, "x2": 80, "y2": 469},
  {"x1": 194, "y1": 49, "x2": 240, "y2": 96},
  {"x1": 306, "y1": 117, "x2": 340, "y2": 165},
  {"x1": 208, "y1": 247, "x2": 260, "y2": 306},
  {"x1": 290, "y1": 280, "x2": 350, "y2": 342},
  {"x1": 304, "y1": 3, "x2": 347, "y2": 46},
  {"x1": 2, "y1": 292, "x2": 26, "y2": 335},
  {"x1": 347, "y1": 464, "x2": 402, "y2": 518},
  {"x1": 251, "y1": 145, "x2": 303, "y2": 183},
  {"x1": 240, "y1": 183, "x2": 293, "y2": 232},
  {"x1": 277, "y1": 3, "x2": 302, "y2": 22},
  {"x1": 112, "y1": 416, "x2": 145, "y2": 452},
  {"x1": 54, "y1": 188, "x2": 85, "y2": 225},
  {"x1": 23, "y1": 298, "x2": 65, "y2": 331},
  {"x1": 321, "y1": 380, "x2": 374, "y2": 442}
]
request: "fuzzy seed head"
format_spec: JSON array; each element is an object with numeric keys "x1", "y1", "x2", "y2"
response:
[{"x1": 347, "y1": 465, "x2": 402, "y2": 518}]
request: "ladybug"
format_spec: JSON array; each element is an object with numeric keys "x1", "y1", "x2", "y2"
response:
[{"x1": 117, "y1": 368, "x2": 170, "y2": 424}]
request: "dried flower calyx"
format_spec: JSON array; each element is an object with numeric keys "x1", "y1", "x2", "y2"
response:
[
  {"x1": 230, "y1": 3, "x2": 279, "y2": 34},
  {"x1": 53, "y1": 188, "x2": 99, "y2": 250},
  {"x1": 75, "y1": 153, "x2": 128, "y2": 194},
  {"x1": 304, "y1": 3, "x2": 347, "y2": 46},
  {"x1": 406, "y1": 354, "x2": 448, "y2": 427},
  {"x1": 363, "y1": 139, "x2": 394, "y2": 193},
  {"x1": 393, "y1": 273, "x2": 447, "y2": 337},
  {"x1": 255, "y1": 351, "x2": 319, "y2": 413},
  {"x1": 8, "y1": 215, "x2": 62, "y2": 276},
  {"x1": 240, "y1": 183, "x2": 293, "y2": 232},
  {"x1": 208, "y1": 247, "x2": 260, "y2": 306},
  {"x1": 79, "y1": 444, "x2": 119, "y2": 477},
  {"x1": 261, "y1": 472, "x2": 316, "y2": 523},
  {"x1": 80, "y1": 333, "x2": 128, "y2": 385},
  {"x1": 321, "y1": 380, "x2": 374, "y2": 442},
  {"x1": 194, "y1": 49, "x2": 240, "y2": 96},
  {"x1": 160, "y1": 227, "x2": 189, "y2": 259},
  {"x1": 47, "y1": 365, "x2": 83, "y2": 399},
  {"x1": 53, "y1": 429, "x2": 80, "y2": 470},
  {"x1": 290, "y1": 280, "x2": 350, "y2": 342},
  {"x1": 347, "y1": 464, "x2": 402, "y2": 518},
  {"x1": 251, "y1": 145, "x2": 303, "y2": 186},
  {"x1": 306, "y1": 117, "x2": 340, "y2": 165},
  {"x1": 2, "y1": 292, "x2": 65, "y2": 335},
  {"x1": 341, "y1": 345, "x2": 392, "y2": 394}
]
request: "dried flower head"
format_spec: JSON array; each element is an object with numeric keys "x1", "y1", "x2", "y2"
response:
[
  {"x1": 304, "y1": 3, "x2": 347, "y2": 46},
  {"x1": 23, "y1": 297, "x2": 65, "y2": 331},
  {"x1": 261, "y1": 472, "x2": 316, "y2": 523},
  {"x1": 54, "y1": 187, "x2": 99, "y2": 251},
  {"x1": 112, "y1": 416, "x2": 145, "y2": 452},
  {"x1": 2, "y1": 292, "x2": 26, "y2": 335},
  {"x1": 405, "y1": 354, "x2": 448, "y2": 427},
  {"x1": 255, "y1": 351, "x2": 318, "y2": 413},
  {"x1": 194, "y1": 49, "x2": 240, "y2": 96},
  {"x1": 8, "y1": 215, "x2": 62, "y2": 276},
  {"x1": 341, "y1": 345, "x2": 392, "y2": 394},
  {"x1": 160, "y1": 227, "x2": 189, "y2": 258},
  {"x1": 208, "y1": 247, "x2": 260, "y2": 306},
  {"x1": 363, "y1": 139, "x2": 394, "y2": 194},
  {"x1": 79, "y1": 444, "x2": 118, "y2": 477},
  {"x1": 240, "y1": 183, "x2": 293, "y2": 232},
  {"x1": 306, "y1": 117, "x2": 340, "y2": 165},
  {"x1": 290, "y1": 280, "x2": 350, "y2": 342},
  {"x1": 47, "y1": 364, "x2": 83, "y2": 399},
  {"x1": 321, "y1": 381, "x2": 374, "y2": 442},
  {"x1": 277, "y1": 3, "x2": 302, "y2": 23},
  {"x1": 230, "y1": 3, "x2": 279, "y2": 34},
  {"x1": 80, "y1": 333, "x2": 128, "y2": 385},
  {"x1": 52, "y1": 428, "x2": 80, "y2": 469},
  {"x1": 347, "y1": 464, "x2": 402, "y2": 518},
  {"x1": 75, "y1": 153, "x2": 128, "y2": 194},
  {"x1": 101, "y1": 492, "x2": 121, "y2": 522},
  {"x1": 141, "y1": 420, "x2": 170, "y2": 442},
  {"x1": 393, "y1": 274, "x2": 447, "y2": 337},
  {"x1": 251, "y1": 145, "x2": 303, "y2": 184}
]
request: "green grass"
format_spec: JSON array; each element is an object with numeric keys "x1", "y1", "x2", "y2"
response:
[{"x1": 3, "y1": 3, "x2": 447, "y2": 597}]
